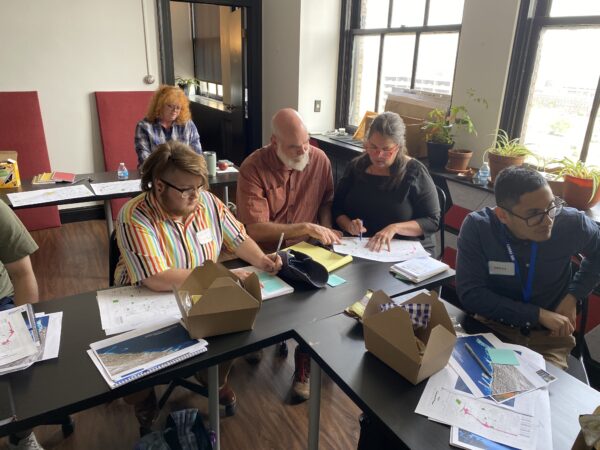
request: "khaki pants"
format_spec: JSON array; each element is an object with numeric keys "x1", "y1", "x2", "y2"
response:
[{"x1": 475, "y1": 316, "x2": 575, "y2": 370}]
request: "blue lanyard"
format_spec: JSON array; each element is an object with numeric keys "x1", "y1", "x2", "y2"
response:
[{"x1": 501, "y1": 226, "x2": 538, "y2": 304}]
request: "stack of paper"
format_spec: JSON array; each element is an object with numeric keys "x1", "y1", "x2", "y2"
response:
[
  {"x1": 32, "y1": 171, "x2": 76, "y2": 184},
  {"x1": 415, "y1": 333, "x2": 554, "y2": 449},
  {"x1": 96, "y1": 285, "x2": 182, "y2": 335},
  {"x1": 390, "y1": 256, "x2": 449, "y2": 282},
  {"x1": 87, "y1": 319, "x2": 208, "y2": 389},
  {"x1": 287, "y1": 241, "x2": 353, "y2": 272},
  {"x1": 240, "y1": 266, "x2": 294, "y2": 300},
  {"x1": 0, "y1": 305, "x2": 62, "y2": 376},
  {"x1": 7, "y1": 184, "x2": 94, "y2": 207}
]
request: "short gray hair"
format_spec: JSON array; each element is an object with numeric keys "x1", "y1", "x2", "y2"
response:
[{"x1": 367, "y1": 111, "x2": 406, "y2": 149}]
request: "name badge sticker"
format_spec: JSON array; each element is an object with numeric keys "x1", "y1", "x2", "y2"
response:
[
  {"x1": 196, "y1": 229, "x2": 213, "y2": 245},
  {"x1": 488, "y1": 261, "x2": 515, "y2": 276}
]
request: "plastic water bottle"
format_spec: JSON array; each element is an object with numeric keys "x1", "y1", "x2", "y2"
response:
[
  {"x1": 117, "y1": 162, "x2": 129, "y2": 180},
  {"x1": 477, "y1": 162, "x2": 490, "y2": 185}
]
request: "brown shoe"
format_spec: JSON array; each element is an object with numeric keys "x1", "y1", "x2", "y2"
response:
[
  {"x1": 292, "y1": 346, "x2": 311, "y2": 401},
  {"x1": 133, "y1": 390, "x2": 158, "y2": 430}
]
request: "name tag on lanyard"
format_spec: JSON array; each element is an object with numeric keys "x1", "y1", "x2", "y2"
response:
[{"x1": 488, "y1": 261, "x2": 515, "y2": 276}]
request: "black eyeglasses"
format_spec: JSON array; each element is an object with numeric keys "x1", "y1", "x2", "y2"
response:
[
  {"x1": 502, "y1": 197, "x2": 565, "y2": 226},
  {"x1": 160, "y1": 178, "x2": 202, "y2": 199}
]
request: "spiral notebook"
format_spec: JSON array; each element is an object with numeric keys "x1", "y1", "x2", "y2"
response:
[{"x1": 87, "y1": 319, "x2": 208, "y2": 389}]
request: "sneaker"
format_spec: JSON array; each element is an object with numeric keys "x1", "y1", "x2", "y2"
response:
[
  {"x1": 244, "y1": 349, "x2": 263, "y2": 364},
  {"x1": 8, "y1": 432, "x2": 44, "y2": 450},
  {"x1": 292, "y1": 346, "x2": 311, "y2": 401}
]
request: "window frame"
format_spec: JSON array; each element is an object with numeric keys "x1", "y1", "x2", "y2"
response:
[
  {"x1": 335, "y1": 0, "x2": 463, "y2": 131},
  {"x1": 500, "y1": 0, "x2": 600, "y2": 162}
]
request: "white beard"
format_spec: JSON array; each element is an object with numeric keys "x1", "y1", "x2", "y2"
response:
[{"x1": 276, "y1": 146, "x2": 310, "y2": 171}]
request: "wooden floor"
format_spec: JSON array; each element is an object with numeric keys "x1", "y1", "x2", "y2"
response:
[{"x1": 0, "y1": 220, "x2": 361, "y2": 450}]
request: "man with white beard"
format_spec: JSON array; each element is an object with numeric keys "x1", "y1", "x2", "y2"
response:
[{"x1": 236, "y1": 108, "x2": 341, "y2": 400}]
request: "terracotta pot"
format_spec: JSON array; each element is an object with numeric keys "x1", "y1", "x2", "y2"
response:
[
  {"x1": 563, "y1": 175, "x2": 600, "y2": 210},
  {"x1": 427, "y1": 141, "x2": 454, "y2": 169},
  {"x1": 488, "y1": 152, "x2": 526, "y2": 184},
  {"x1": 445, "y1": 149, "x2": 473, "y2": 172}
]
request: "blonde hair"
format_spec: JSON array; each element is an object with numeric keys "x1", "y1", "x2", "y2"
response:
[
  {"x1": 140, "y1": 141, "x2": 208, "y2": 191},
  {"x1": 145, "y1": 85, "x2": 192, "y2": 124}
]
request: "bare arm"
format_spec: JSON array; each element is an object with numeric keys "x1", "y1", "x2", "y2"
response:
[
  {"x1": 141, "y1": 268, "x2": 193, "y2": 292},
  {"x1": 246, "y1": 222, "x2": 341, "y2": 246},
  {"x1": 317, "y1": 203, "x2": 333, "y2": 228},
  {"x1": 5, "y1": 255, "x2": 39, "y2": 306},
  {"x1": 234, "y1": 239, "x2": 282, "y2": 273}
]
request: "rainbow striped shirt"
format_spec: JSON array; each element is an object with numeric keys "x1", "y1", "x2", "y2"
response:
[{"x1": 114, "y1": 190, "x2": 247, "y2": 286}]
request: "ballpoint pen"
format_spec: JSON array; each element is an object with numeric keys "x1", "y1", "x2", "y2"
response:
[
  {"x1": 464, "y1": 342, "x2": 493, "y2": 378},
  {"x1": 273, "y1": 232, "x2": 284, "y2": 261},
  {"x1": 358, "y1": 219, "x2": 363, "y2": 242}
]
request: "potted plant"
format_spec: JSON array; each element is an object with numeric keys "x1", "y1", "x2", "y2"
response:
[
  {"x1": 537, "y1": 157, "x2": 564, "y2": 197},
  {"x1": 175, "y1": 77, "x2": 201, "y2": 98},
  {"x1": 421, "y1": 106, "x2": 476, "y2": 169},
  {"x1": 485, "y1": 129, "x2": 535, "y2": 183},
  {"x1": 556, "y1": 157, "x2": 600, "y2": 210}
]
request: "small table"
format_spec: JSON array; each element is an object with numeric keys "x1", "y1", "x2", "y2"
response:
[{"x1": 0, "y1": 169, "x2": 239, "y2": 235}]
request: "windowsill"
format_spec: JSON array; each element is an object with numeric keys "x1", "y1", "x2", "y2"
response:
[{"x1": 189, "y1": 95, "x2": 228, "y2": 112}]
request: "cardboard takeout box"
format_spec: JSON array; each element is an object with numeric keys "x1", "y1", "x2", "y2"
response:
[
  {"x1": 363, "y1": 290, "x2": 457, "y2": 385},
  {"x1": 174, "y1": 261, "x2": 262, "y2": 339}
]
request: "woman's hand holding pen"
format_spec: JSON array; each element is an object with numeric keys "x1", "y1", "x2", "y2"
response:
[
  {"x1": 346, "y1": 218, "x2": 366, "y2": 237},
  {"x1": 261, "y1": 253, "x2": 282, "y2": 274}
]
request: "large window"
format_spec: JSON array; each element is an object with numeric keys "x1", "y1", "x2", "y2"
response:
[
  {"x1": 502, "y1": 0, "x2": 600, "y2": 165},
  {"x1": 337, "y1": 0, "x2": 465, "y2": 128}
]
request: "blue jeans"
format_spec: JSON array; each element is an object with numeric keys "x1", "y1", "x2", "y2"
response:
[{"x1": 0, "y1": 295, "x2": 15, "y2": 311}]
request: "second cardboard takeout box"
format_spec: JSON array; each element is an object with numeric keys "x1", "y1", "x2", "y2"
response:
[
  {"x1": 174, "y1": 261, "x2": 262, "y2": 339},
  {"x1": 362, "y1": 290, "x2": 457, "y2": 385}
]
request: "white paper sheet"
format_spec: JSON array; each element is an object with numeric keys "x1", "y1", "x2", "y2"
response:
[
  {"x1": 34, "y1": 312, "x2": 63, "y2": 360},
  {"x1": 332, "y1": 237, "x2": 429, "y2": 262},
  {"x1": 90, "y1": 179, "x2": 142, "y2": 196},
  {"x1": 96, "y1": 286, "x2": 181, "y2": 335},
  {"x1": 7, "y1": 184, "x2": 94, "y2": 207},
  {"x1": 216, "y1": 166, "x2": 238, "y2": 174},
  {"x1": 416, "y1": 387, "x2": 537, "y2": 449}
]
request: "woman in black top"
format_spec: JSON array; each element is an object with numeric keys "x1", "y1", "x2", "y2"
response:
[{"x1": 332, "y1": 111, "x2": 440, "y2": 252}]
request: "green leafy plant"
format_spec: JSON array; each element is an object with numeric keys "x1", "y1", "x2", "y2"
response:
[
  {"x1": 486, "y1": 129, "x2": 535, "y2": 157},
  {"x1": 421, "y1": 105, "x2": 476, "y2": 145},
  {"x1": 557, "y1": 157, "x2": 600, "y2": 200}
]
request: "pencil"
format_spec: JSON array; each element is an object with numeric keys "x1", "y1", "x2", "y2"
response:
[
  {"x1": 464, "y1": 342, "x2": 493, "y2": 378},
  {"x1": 276, "y1": 232, "x2": 284, "y2": 253}
]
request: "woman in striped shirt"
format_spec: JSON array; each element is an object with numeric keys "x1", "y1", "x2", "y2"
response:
[{"x1": 114, "y1": 141, "x2": 281, "y2": 429}]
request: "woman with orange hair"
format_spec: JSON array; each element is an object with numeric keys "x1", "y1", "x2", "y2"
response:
[{"x1": 134, "y1": 85, "x2": 202, "y2": 167}]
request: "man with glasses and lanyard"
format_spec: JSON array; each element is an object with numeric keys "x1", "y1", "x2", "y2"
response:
[{"x1": 456, "y1": 166, "x2": 600, "y2": 369}]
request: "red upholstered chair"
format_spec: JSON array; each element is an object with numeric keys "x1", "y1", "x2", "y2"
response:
[
  {"x1": 0, "y1": 91, "x2": 61, "y2": 230},
  {"x1": 95, "y1": 91, "x2": 154, "y2": 220}
]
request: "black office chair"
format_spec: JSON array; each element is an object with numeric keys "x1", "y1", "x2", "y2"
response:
[
  {"x1": 107, "y1": 232, "x2": 235, "y2": 416},
  {"x1": 434, "y1": 185, "x2": 447, "y2": 261}
]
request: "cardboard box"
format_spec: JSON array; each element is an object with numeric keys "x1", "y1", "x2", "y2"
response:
[
  {"x1": 173, "y1": 260, "x2": 262, "y2": 339},
  {"x1": 363, "y1": 290, "x2": 456, "y2": 385},
  {"x1": 385, "y1": 92, "x2": 450, "y2": 158},
  {"x1": 0, "y1": 151, "x2": 21, "y2": 188}
]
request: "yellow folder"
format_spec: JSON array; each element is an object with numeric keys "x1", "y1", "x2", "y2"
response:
[{"x1": 287, "y1": 242, "x2": 353, "y2": 273}]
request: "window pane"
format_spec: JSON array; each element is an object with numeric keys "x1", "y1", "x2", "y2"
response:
[
  {"x1": 378, "y1": 34, "x2": 416, "y2": 111},
  {"x1": 521, "y1": 28, "x2": 600, "y2": 162},
  {"x1": 550, "y1": 0, "x2": 600, "y2": 17},
  {"x1": 582, "y1": 110, "x2": 600, "y2": 166},
  {"x1": 428, "y1": 0, "x2": 464, "y2": 26},
  {"x1": 348, "y1": 35, "x2": 381, "y2": 126},
  {"x1": 360, "y1": 0, "x2": 390, "y2": 29},
  {"x1": 414, "y1": 33, "x2": 459, "y2": 95},
  {"x1": 390, "y1": 0, "x2": 425, "y2": 27}
]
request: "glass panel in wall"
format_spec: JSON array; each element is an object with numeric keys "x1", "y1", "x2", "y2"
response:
[
  {"x1": 390, "y1": 0, "x2": 425, "y2": 27},
  {"x1": 414, "y1": 32, "x2": 459, "y2": 95},
  {"x1": 348, "y1": 35, "x2": 381, "y2": 126},
  {"x1": 427, "y1": 0, "x2": 464, "y2": 26},
  {"x1": 521, "y1": 28, "x2": 600, "y2": 162},
  {"x1": 360, "y1": 0, "x2": 390, "y2": 28},
  {"x1": 377, "y1": 34, "x2": 416, "y2": 111},
  {"x1": 550, "y1": 0, "x2": 600, "y2": 18}
]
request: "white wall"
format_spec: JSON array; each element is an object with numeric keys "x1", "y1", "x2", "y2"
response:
[
  {"x1": 298, "y1": 0, "x2": 341, "y2": 133},
  {"x1": 451, "y1": 0, "x2": 521, "y2": 167},
  {"x1": 171, "y1": 2, "x2": 194, "y2": 80},
  {"x1": 0, "y1": 0, "x2": 160, "y2": 176},
  {"x1": 261, "y1": 0, "x2": 302, "y2": 144}
]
